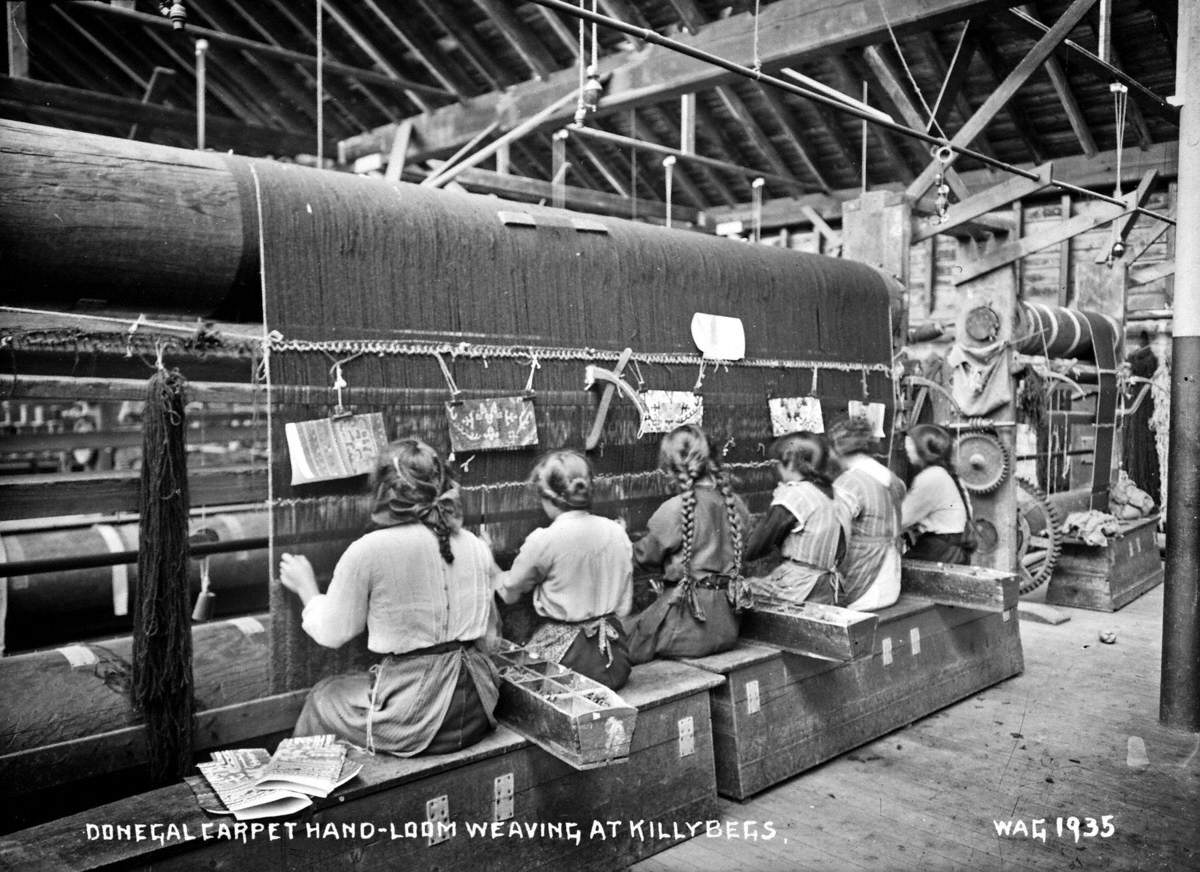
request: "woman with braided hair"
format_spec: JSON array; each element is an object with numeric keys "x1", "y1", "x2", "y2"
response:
[
  {"x1": 494, "y1": 450, "x2": 634, "y2": 689},
  {"x1": 626, "y1": 424, "x2": 751, "y2": 663},
  {"x1": 279, "y1": 438, "x2": 501, "y2": 756},
  {"x1": 744, "y1": 431, "x2": 847, "y2": 604},
  {"x1": 901, "y1": 424, "x2": 972, "y2": 565}
]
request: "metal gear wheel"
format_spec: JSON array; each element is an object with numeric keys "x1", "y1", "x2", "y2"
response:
[
  {"x1": 1015, "y1": 478, "x2": 1064, "y2": 595},
  {"x1": 954, "y1": 430, "x2": 1011, "y2": 494}
]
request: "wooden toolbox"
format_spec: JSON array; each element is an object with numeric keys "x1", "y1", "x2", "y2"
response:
[
  {"x1": 685, "y1": 596, "x2": 1024, "y2": 801},
  {"x1": 0, "y1": 660, "x2": 723, "y2": 872},
  {"x1": 1046, "y1": 516, "x2": 1163, "y2": 611}
]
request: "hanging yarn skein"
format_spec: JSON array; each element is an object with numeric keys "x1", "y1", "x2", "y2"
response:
[{"x1": 133, "y1": 365, "x2": 195, "y2": 784}]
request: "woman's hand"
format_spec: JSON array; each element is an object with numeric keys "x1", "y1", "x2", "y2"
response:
[{"x1": 278, "y1": 553, "x2": 320, "y2": 605}]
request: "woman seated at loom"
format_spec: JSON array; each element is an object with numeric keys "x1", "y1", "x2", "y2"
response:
[
  {"x1": 626, "y1": 424, "x2": 751, "y2": 662},
  {"x1": 278, "y1": 438, "x2": 501, "y2": 756},
  {"x1": 829, "y1": 416, "x2": 906, "y2": 611},
  {"x1": 493, "y1": 450, "x2": 634, "y2": 690},
  {"x1": 900, "y1": 424, "x2": 973, "y2": 565},
  {"x1": 743, "y1": 432, "x2": 847, "y2": 605}
]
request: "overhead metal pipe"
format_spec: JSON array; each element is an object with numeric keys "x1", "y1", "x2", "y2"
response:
[{"x1": 527, "y1": 0, "x2": 1175, "y2": 227}]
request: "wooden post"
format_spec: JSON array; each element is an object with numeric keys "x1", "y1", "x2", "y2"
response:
[
  {"x1": 1058, "y1": 194, "x2": 1072, "y2": 305},
  {"x1": 7, "y1": 2, "x2": 27, "y2": 79},
  {"x1": 842, "y1": 190, "x2": 912, "y2": 349},
  {"x1": 1161, "y1": 0, "x2": 1200, "y2": 731},
  {"x1": 382, "y1": 119, "x2": 412, "y2": 183}
]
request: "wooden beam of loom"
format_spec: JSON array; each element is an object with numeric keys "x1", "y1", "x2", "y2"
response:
[
  {"x1": 0, "y1": 76, "x2": 334, "y2": 156},
  {"x1": 339, "y1": 0, "x2": 1013, "y2": 163},
  {"x1": 954, "y1": 169, "x2": 1156, "y2": 285},
  {"x1": 907, "y1": 0, "x2": 1098, "y2": 200},
  {"x1": 912, "y1": 161, "x2": 1053, "y2": 243}
]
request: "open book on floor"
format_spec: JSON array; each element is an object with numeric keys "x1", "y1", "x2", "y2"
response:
[{"x1": 188, "y1": 736, "x2": 364, "y2": 820}]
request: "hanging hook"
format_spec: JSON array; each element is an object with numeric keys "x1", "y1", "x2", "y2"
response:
[{"x1": 434, "y1": 351, "x2": 463, "y2": 404}]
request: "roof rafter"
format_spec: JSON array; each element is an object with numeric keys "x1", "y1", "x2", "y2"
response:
[
  {"x1": 826, "y1": 53, "x2": 915, "y2": 183},
  {"x1": 359, "y1": 0, "x2": 474, "y2": 100},
  {"x1": 342, "y1": 0, "x2": 1013, "y2": 163},
  {"x1": 712, "y1": 85, "x2": 808, "y2": 196},
  {"x1": 471, "y1": 0, "x2": 557, "y2": 80},
  {"x1": 415, "y1": 0, "x2": 517, "y2": 90}
]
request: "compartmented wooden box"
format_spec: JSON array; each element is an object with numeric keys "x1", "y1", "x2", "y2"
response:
[
  {"x1": 492, "y1": 643, "x2": 637, "y2": 768},
  {"x1": 1046, "y1": 516, "x2": 1163, "y2": 611}
]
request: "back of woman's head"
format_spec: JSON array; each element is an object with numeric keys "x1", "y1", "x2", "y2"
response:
[
  {"x1": 658, "y1": 424, "x2": 715, "y2": 486},
  {"x1": 907, "y1": 424, "x2": 954, "y2": 469},
  {"x1": 529, "y1": 450, "x2": 593, "y2": 510},
  {"x1": 371, "y1": 438, "x2": 462, "y2": 562},
  {"x1": 771, "y1": 431, "x2": 836, "y2": 493},
  {"x1": 828, "y1": 415, "x2": 878, "y2": 457}
]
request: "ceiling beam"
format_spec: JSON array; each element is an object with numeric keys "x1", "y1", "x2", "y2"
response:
[
  {"x1": 571, "y1": 135, "x2": 632, "y2": 197},
  {"x1": 708, "y1": 140, "x2": 1177, "y2": 230},
  {"x1": 971, "y1": 33, "x2": 1047, "y2": 163},
  {"x1": 631, "y1": 114, "x2": 710, "y2": 209},
  {"x1": 751, "y1": 85, "x2": 834, "y2": 195},
  {"x1": 6, "y1": 2, "x2": 27, "y2": 78},
  {"x1": 652, "y1": 105, "x2": 738, "y2": 206},
  {"x1": 341, "y1": 0, "x2": 1012, "y2": 162},
  {"x1": 128, "y1": 66, "x2": 175, "y2": 141},
  {"x1": 0, "y1": 74, "x2": 335, "y2": 156},
  {"x1": 712, "y1": 85, "x2": 808, "y2": 196},
  {"x1": 1017, "y1": 5, "x2": 1096, "y2": 157},
  {"x1": 321, "y1": 0, "x2": 434, "y2": 113},
  {"x1": 471, "y1": 0, "x2": 557, "y2": 80},
  {"x1": 907, "y1": 0, "x2": 1097, "y2": 199},
  {"x1": 914, "y1": 30, "x2": 997, "y2": 160},
  {"x1": 416, "y1": 0, "x2": 516, "y2": 90},
  {"x1": 64, "y1": 0, "x2": 449, "y2": 101},
  {"x1": 359, "y1": 0, "x2": 475, "y2": 100},
  {"x1": 1004, "y1": 6, "x2": 1177, "y2": 124},
  {"x1": 826, "y1": 54, "x2": 914, "y2": 183},
  {"x1": 597, "y1": 0, "x2": 652, "y2": 49}
]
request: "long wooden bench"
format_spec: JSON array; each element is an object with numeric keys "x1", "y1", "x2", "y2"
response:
[
  {"x1": 0, "y1": 659, "x2": 723, "y2": 872},
  {"x1": 684, "y1": 570, "x2": 1024, "y2": 800}
]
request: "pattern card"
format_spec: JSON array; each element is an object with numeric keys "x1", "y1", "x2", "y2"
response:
[
  {"x1": 847, "y1": 400, "x2": 887, "y2": 438},
  {"x1": 285, "y1": 412, "x2": 388, "y2": 485},
  {"x1": 638, "y1": 391, "x2": 703, "y2": 437},
  {"x1": 768, "y1": 396, "x2": 824, "y2": 436},
  {"x1": 446, "y1": 396, "x2": 538, "y2": 453}
]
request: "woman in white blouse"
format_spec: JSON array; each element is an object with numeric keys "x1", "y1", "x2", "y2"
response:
[
  {"x1": 901, "y1": 424, "x2": 972, "y2": 565},
  {"x1": 278, "y1": 439, "x2": 501, "y2": 756}
]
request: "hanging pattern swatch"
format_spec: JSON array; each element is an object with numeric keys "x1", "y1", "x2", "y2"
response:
[
  {"x1": 446, "y1": 396, "x2": 538, "y2": 453},
  {"x1": 284, "y1": 412, "x2": 388, "y2": 486},
  {"x1": 768, "y1": 396, "x2": 824, "y2": 436},
  {"x1": 638, "y1": 390, "x2": 703, "y2": 437}
]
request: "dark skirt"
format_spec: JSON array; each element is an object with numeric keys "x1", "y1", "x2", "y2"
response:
[
  {"x1": 423, "y1": 663, "x2": 493, "y2": 755},
  {"x1": 558, "y1": 617, "x2": 632, "y2": 691},
  {"x1": 626, "y1": 586, "x2": 740, "y2": 664},
  {"x1": 906, "y1": 532, "x2": 970, "y2": 566}
]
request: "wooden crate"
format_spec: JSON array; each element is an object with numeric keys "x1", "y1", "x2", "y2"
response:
[
  {"x1": 0, "y1": 660, "x2": 722, "y2": 872},
  {"x1": 1046, "y1": 516, "x2": 1163, "y2": 611},
  {"x1": 684, "y1": 596, "x2": 1024, "y2": 800}
]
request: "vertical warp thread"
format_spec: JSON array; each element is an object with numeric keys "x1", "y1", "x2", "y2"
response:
[{"x1": 133, "y1": 367, "x2": 194, "y2": 784}]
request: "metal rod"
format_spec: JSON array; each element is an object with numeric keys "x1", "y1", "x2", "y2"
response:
[
  {"x1": 424, "y1": 88, "x2": 580, "y2": 189},
  {"x1": 421, "y1": 120, "x2": 501, "y2": 187},
  {"x1": 567, "y1": 124, "x2": 804, "y2": 190},
  {"x1": 194, "y1": 38, "x2": 207, "y2": 150},
  {"x1": 527, "y1": 0, "x2": 1175, "y2": 226},
  {"x1": 315, "y1": 0, "x2": 323, "y2": 164},
  {"x1": 68, "y1": 0, "x2": 451, "y2": 98}
]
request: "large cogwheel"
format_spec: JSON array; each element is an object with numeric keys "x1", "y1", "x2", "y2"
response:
[
  {"x1": 1016, "y1": 478, "x2": 1063, "y2": 595},
  {"x1": 953, "y1": 430, "x2": 1011, "y2": 494}
]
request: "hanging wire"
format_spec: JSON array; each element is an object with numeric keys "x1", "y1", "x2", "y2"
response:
[
  {"x1": 751, "y1": 0, "x2": 762, "y2": 73},
  {"x1": 927, "y1": 21, "x2": 971, "y2": 133},
  {"x1": 1112, "y1": 82, "x2": 1129, "y2": 198},
  {"x1": 315, "y1": 0, "x2": 324, "y2": 164},
  {"x1": 876, "y1": 0, "x2": 947, "y2": 140}
]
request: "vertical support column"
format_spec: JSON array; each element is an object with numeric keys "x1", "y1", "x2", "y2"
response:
[
  {"x1": 496, "y1": 141, "x2": 511, "y2": 176},
  {"x1": 680, "y1": 93, "x2": 696, "y2": 154},
  {"x1": 551, "y1": 130, "x2": 567, "y2": 210},
  {"x1": 1161, "y1": 0, "x2": 1200, "y2": 732},
  {"x1": 1057, "y1": 194, "x2": 1072, "y2": 306}
]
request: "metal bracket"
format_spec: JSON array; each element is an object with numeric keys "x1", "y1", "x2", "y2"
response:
[
  {"x1": 425, "y1": 795, "x2": 450, "y2": 846},
  {"x1": 677, "y1": 716, "x2": 695, "y2": 758},
  {"x1": 745, "y1": 680, "x2": 761, "y2": 714},
  {"x1": 493, "y1": 773, "x2": 514, "y2": 822}
]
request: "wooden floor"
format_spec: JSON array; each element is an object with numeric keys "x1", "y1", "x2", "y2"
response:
[{"x1": 634, "y1": 586, "x2": 1200, "y2": 872}]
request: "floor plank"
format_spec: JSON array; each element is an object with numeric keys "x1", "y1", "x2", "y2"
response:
[{"x1": 634, "y1": 586, "x2": 1200, "y2": 871}]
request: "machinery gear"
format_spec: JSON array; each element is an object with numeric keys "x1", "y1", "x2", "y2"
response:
[
  {"x1": 953, "y1": 430, "x2": 1011, "y2": 494},
  {"x1": 1015, "y1": 478, "x2": 1064, "y2": 595}
]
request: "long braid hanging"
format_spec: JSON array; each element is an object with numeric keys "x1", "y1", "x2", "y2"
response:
[
  {"x1": 132, "y1": 364, "x2": 194, "y2": 784},
  {"x1": 714, "y1": 462, "x2": 750, "y2": 611},
  {"x1": 678, "y1": 472, "x2": 698, "y2": 586}
]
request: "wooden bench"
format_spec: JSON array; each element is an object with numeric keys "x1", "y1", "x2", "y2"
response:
[
  {"x1": 0, "y1": 660, "x2": 723, "y2": 872},
  {"x1": 1046, "y1": 516, "x2": 1163, "y2": 611},
  {"x1": 684, "y1": 595, "x2": 1024, "y2": 801}
]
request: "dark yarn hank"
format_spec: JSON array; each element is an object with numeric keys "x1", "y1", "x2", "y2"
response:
[{"x1": 132, "y1": 367, "x2": 194, "y2": 784}]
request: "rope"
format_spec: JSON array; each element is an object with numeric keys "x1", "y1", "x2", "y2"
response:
[
  {"x1": 876, "y1": 0, "x2": 947, "y2": 140},
  {"x1": 751, "y1": 0, "x2": 762, "y2": 73},
  {"x1": 266, "y1": 334, "x2": 894, "y2": 374},
  {"x1": 927, "y1": 21, "x2": 970, "y2": 133}
]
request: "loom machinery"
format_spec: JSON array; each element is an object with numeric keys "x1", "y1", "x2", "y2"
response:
[{"x1": 0, "y1": 118, "x2": 920, "y2": 800}]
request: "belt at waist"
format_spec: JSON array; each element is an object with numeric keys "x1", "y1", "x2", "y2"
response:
[
  {"x1": 386, "y1": 639, "x2": 473, "y2": 659},
  {"x1": 665, "y1": 573, "x2": 732, "y2": 590}
]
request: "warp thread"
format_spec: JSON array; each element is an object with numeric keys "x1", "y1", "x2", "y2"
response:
[{"x1": 132, "y1": 367, "x2": 194, "y2": 784}]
